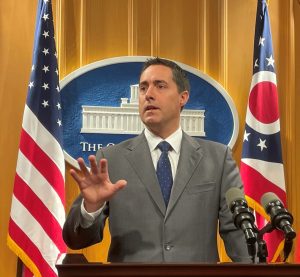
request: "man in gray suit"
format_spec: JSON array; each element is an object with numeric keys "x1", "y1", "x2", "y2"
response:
[{"x1": 63, "y1": 57, "x2": 250, "y2": 262}]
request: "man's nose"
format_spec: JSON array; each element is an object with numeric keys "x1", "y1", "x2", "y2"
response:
[{"x1": 145, "y1": 85, "x2": 155, "y2": 100}]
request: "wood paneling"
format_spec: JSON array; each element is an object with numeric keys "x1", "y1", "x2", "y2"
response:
[
  {"x1": 293, "y1": 0, "x2": 300, "y2": 242},
  {"x1": 1, "y1": 1, "x2": 299, "y2": 276},
  {"x1": 0, "y1": 1, "x2": 38, "y2": 276}
]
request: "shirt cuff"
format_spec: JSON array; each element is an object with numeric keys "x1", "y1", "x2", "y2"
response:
[{"x1": 80, "y1": 199, "x2": 105, "y2": 228}]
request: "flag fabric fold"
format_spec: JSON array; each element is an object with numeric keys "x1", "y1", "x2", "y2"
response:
[
  {"x1": 7, "y1": 0, "x2": 66, "y2": 276},
  {"x1": 240, "y1": 0, "x2": 286, "y2": 262}
]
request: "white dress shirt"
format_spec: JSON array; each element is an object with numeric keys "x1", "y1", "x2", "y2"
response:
[
  {"x1": 80, "y1": 127, "x2": 183, "y2": 227},
  {"x1": 144, "y1": 126, "x2": 182, "y2": 179}
]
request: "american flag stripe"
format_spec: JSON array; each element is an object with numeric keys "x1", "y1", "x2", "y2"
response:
[
  {"x1": 22, "y1": 105, "x2": 65, "y2": 173},
  {"x1": 13, "y1": 175, "x2": 65, "y2": 250},
  {"x1": 9, "y1": 197, "x2": 60, "y2": 275},
  {"x1": 19, "y1": 128, "x2": 64, "y2": 202},
  {"x1": 16, "y1": 151, "x2": 65, "y2": 226},
  {"x1": 8, "y1": 220, "x2": 57, "y2": 277}
]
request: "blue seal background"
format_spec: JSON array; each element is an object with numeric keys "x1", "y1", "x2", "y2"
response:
[{"x1": 61, "y1": 61, "x2": 234, "y2": 165}]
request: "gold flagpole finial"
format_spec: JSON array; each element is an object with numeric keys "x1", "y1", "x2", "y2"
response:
[{"x1": 266, "y1": 0, "x2": 270, "y2": 6}]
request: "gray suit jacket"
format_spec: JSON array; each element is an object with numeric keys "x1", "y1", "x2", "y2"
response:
[{"x1": 63, "y1": 132, "x2": 250, "y2": 262}]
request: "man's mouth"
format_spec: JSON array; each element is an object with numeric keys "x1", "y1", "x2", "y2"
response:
[{"x1": 145, "y1": 105, "x2": 159, "y2": 111}]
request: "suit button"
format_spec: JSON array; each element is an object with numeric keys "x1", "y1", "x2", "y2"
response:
[{"x1": 164, "y1": 244, "x2": 172, "y2": 251}]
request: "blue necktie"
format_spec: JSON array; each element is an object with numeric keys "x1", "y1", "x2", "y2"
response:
[{"x1": 156, "y1": 141, "x2": 173, "y2": 206}]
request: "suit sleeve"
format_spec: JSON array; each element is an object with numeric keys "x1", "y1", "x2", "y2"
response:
[
  {"x1": 62, "y1": 149, "x2": 109, "y2": 250},
  {"x1": 218, "y1": 147, "x2": 252, "y2": 262},
  {"x1": 62, "y1": 194, "x2": 109, "y2": 249}
]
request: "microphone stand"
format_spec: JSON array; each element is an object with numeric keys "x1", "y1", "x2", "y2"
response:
[
  {"x1": 256, "y1": 223, "x2": 273, "y2": 263},
  {"x1": 256, "y1": 222, "x2": 296, "y2": 263},
  {"x1": 283, "y1": 237, "x2": 294, "y2": 262}
]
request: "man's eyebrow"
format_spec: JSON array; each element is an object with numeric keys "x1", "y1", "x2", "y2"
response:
[
  {"x1": 139, "y1": 79, "x2": 168, "y2": 86},
  {"x1": 153, "y1": 80, "x2": 167, "y2": 85},
  {"x1": 139, "y1": 80, "x2": 148, "y2": 86}
]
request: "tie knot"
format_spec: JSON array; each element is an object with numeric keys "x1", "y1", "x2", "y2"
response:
[{"x1": 157, "y1": 141, "x2": 172, "y2": 153}]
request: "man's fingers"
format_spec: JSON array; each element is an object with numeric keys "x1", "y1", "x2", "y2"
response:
[
  {"x1": 99, "y1": 159, "x2": 108, "y2": 174},
  {"x1": 70, "y1": 169, "x2": 86, "y2": 188},
  {"x1": 89, "y1": 155, "x2": 98, "y2": 175},
  {"x1": 77, "y1": 158, "x2": 90, "y2": 177},
  {"x1": 113, "y1": 180, "x2": 127, "y2": 192}
]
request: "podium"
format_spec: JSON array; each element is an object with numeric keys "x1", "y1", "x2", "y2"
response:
[{"x1": 56, "y1": 254, "x2": 300, "y2": 277}]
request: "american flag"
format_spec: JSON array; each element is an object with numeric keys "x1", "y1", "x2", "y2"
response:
[
  {"x1": 240, "y1": 0, "x2": 286, "y2": 262},
  {"x1": 7, "y1": 0, "x2": 66, "y2": 276}
]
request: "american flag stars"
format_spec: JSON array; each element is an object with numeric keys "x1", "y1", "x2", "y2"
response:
[
  {"x1": 42, "y1": 82, "x2": 49, "y2": 90},
  {"x1": 42, "y1": 65, "x2": 49, "y2": 73},
  {"x1": 42, "y1": 48, "x2": 50, "y2": 55},
  {"x1": 42, "y1": 100, "x2": 49, "y2": 108},
  {"x1": 42, "y1": 13, "x2": 49, "y2": 21},
  {"x1": 27, "y1": 13, "x2": 62, "y2": 128},
  {"x1": 258, "y1": 36, "x2": 265, "y2": 46},
  {"x1": 28, "y1": 81, "x2": 34, "y2": 89},
  {"x1": 42, "y1": 30, "x2": 49, "y2": 38}
]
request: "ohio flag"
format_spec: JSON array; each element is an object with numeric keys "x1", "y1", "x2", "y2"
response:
[{"x1": 240, "y1": 0, "x2": 286, "y2": 262}]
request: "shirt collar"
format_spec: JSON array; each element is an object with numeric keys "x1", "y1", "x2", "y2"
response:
[{"x1": 144, "y1": 127, "x2": 182, "y2": 154}]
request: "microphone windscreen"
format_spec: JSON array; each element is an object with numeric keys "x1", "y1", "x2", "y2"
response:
[
  {"x1": 261, "y1": 192, "x2": 279, "y2": 211},
  {"x1": 225, "y1": 187, "x2": 245, "y2": 209}
]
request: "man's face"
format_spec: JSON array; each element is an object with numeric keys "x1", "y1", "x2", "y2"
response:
[{"x1": 138, "y1": 65, "x2": 189, "y2": 137}]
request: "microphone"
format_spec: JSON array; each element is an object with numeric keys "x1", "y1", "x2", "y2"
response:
[
  {"x1": 225, "y1": 187, "x2": 257, "y2": 259},
  {"x1": 261, "y1": 192, "x2": 296, "y2": 241}
]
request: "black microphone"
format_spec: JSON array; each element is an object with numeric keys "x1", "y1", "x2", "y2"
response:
[
  {"x1": 225, "y1": 187, "x2": 257, "y2": 259},
  {"x1": 260, "y1": 192, "x2": 296, "y2": 241}
]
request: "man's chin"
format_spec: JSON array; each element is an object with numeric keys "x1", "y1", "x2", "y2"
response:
[
  {"x1": 143, "y1": 118, "x2": 160, "y2": 126},
  {"x1": 143, "y1": 116, "x2": 159, "y2": 125}
]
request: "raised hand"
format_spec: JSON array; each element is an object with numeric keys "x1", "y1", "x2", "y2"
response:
[{"x1": 70, "y1": 155, "x2": 127, "y2": 212}]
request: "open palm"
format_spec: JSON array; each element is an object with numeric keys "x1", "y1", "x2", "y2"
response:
[{"x1": 70, "y1": 155, "x2": 127, "y2": 212}]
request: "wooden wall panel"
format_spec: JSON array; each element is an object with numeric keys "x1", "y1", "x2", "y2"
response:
[
  {"x1": 84, "y1": 0, "x2": 129, "y2": 63},
  {"x1": 156, "y1": 0, "x2": 200, "y2": 67},
  {"x1": 204, "y1": 0, "x2": 223, "y2": 81},
  {"x1": 0, "y1": 1, "x2": 38, "y2": 276},
  {"x1": 57, "y1": 0, "x2": 82, "y2": 76},
  {"x1": 227, "y1": 0, "x2": 257, "y2": 158},
  {"x1": 132, "y1": 0, "x2": 153, "y2": 55},
  {"x1": 1, "y1": 1, "x2": 300, "y2": 275},
  {"x1": 293, "y1": 0, "x2": 300, "y2": 241}
]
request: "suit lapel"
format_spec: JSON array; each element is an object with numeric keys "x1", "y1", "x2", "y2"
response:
[
  {"x1": 165, "y1": 133, "x2": 203, "y2": 219},
  {"x1": 124, "y1": 133, "x2": 166, "y2": 216}
]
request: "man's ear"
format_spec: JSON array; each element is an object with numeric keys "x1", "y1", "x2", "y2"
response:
[{"x1": 180, "y1": 91, "x2": 189, "y2": 108}]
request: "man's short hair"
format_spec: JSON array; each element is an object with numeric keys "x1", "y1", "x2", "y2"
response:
[{"x1": 140, "y1": 57, "x2": 190, "y2": 93}]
